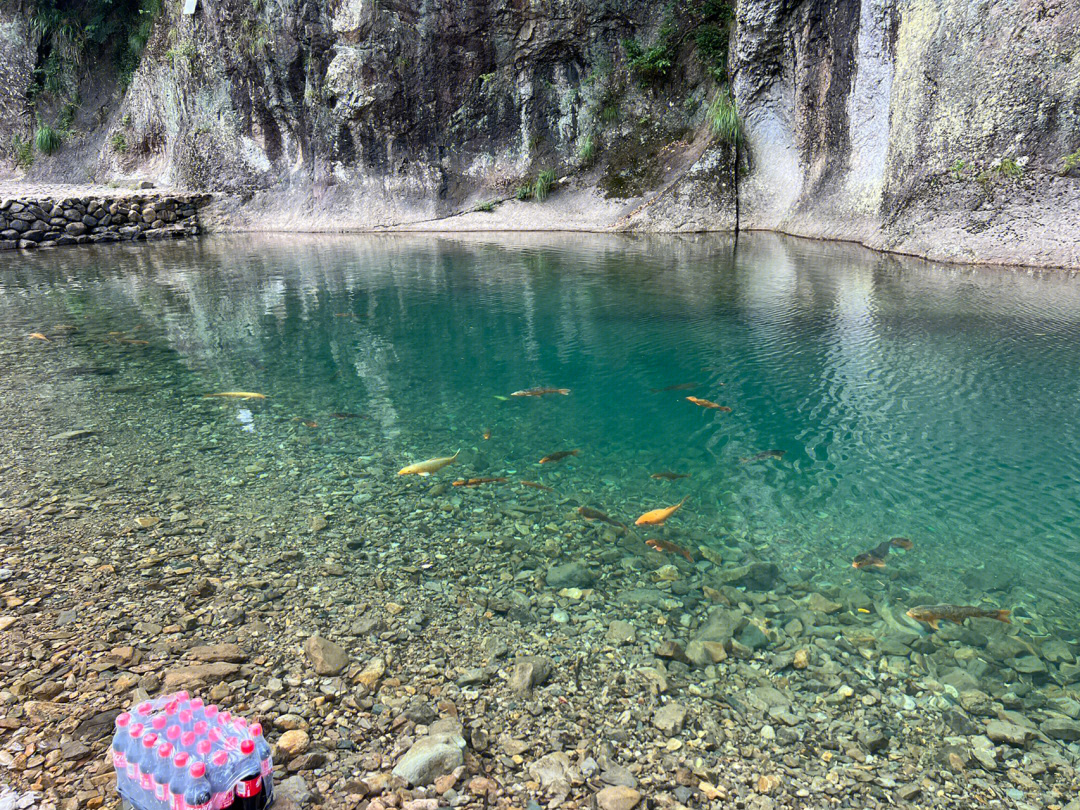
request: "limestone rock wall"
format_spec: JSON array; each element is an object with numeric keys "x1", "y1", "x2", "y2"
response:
[{"x1": 0, "y1": 0, "x2": 1077, "y2": 267}]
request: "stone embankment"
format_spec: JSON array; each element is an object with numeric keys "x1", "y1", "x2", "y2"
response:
[{"x1": 0, "y1": 192, "x2": 206, "y2": 250}]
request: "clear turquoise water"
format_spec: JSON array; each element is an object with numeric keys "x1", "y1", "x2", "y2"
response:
[{"x1": 3, "y1": 233, "x2": 1080, "y2": 626}]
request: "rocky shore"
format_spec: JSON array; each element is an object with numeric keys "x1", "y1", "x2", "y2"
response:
[{"x1": 1, "y1": 427, "x2": 1079, "y2": 809}]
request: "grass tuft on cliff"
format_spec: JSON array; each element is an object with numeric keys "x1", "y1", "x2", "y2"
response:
[
  {"x1": 35, "y1": 124, "x2": 63, "y2": 156},
  {"x1": 708, "y1": 90, "x2": 741, "y2": 146}
]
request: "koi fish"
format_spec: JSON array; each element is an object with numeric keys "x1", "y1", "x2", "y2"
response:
[
  {"x1": 889, "y1": 537, "x2": 914, "y2": 550},
  {"x1": 686, "y1": 397, "x2": 731, "y2": 411},
  {"x1": 650, "y1": 383, "x2": 699, "y2": 392},
  {"x1": 539, "y1": 449, "x2": 579, "y2": 464},
  {"x1": 302, "y1": 421, "x2": 318, "y2": 428},
  {"x1": 398, "y1": 450, "x2": 460, "y2": 476},
  {"x1": 651, "y1": 471, "x2": 690, "y2": 480},
  {"x1": 635, "y1": 496, "x2": 689, "y2": 526},
  {"x1": 511, "y1": 388, "x2": 571, "y2": 397},
  {"x1": 204, "y1": 392, "x2": 267, "y2": 400},
  {"x1": 483, "y1": 428, "x2": 491, "y2": 440},
  {"x1": 452, "y1": 477, "x2": 508, "y2": 487},
  {"x1": 119, "y1": 339, "x2": 149, "y2": 345},
  {"x1": 906, "y1": 604, "x2": 1010, "y2": 630},
  {"x1": 521, "y1": 480, "x2": 554, "y2": 492},
  {"x1": 330, "y1": 412, "x2": 365, "y2": 419},
  {"x1": 29, "y1": 333, "x2": 50, "y2": 341},
  {"x1": 645, "y1": 538, "x2": 694, "y2": 562},
  {"x1": 740, "y1": 450, "x2": 785, "y2": 463},
  {"x1": 578, "y1": 506, "x2": 626, "y2": 529}
]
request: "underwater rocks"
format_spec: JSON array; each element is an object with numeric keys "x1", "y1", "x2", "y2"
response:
[
  {"x1": 391, "y1": 732, "x2": 466, "y2": 786},
  {"x1": 712, "y1": 561, "x2": 780, "y2": 590},
  {"x1": 546, "y1": 561, "x2": 595, "y2": 589},
  {"x1": 303, "y1": 634, "x2": 349, "y2": 676}
]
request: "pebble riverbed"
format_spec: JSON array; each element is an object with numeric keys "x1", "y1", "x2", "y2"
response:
[{"x1": 1, "y1": 354, "x2": 1079, "y2": 810}]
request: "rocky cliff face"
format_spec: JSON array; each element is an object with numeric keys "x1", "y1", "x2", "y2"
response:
[{"x1": 1, "y1": 0, "x2": 1077, "y2": 267}]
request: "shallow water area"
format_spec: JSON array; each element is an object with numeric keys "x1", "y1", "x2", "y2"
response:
[{"x1": 1, "y1": 232, "x2": 1080, "y2": 806}]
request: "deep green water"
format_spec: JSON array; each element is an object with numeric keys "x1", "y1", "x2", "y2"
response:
[{"x1": 2, "y1": 233, "x2": 1080, "y2": 625}]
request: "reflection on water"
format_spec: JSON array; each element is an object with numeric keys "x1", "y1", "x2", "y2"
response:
[{"x1": 2, "y1": 232, "x2": 1080, "y2": 627}]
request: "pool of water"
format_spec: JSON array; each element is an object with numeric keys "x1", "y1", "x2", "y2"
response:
[{"x1": 2, "y1": 232, "x2": 1079, "y2": 633}]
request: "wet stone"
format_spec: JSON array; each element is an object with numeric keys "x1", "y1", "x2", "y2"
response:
[
  {"x1": 1040, "y1": 717, "x2": 1080, "y2": 741},
  {"x1": 509, "y1": 655, "x2": 553, "y2": 695},
  {"x1": 303, "y1": 634, "x2": 349, "y2": 676},
  {"x1": 653, "y1": 702, "x2": 688, "y2": 736},
  {"x1": 606, "y1": 620, "x2": 636, "y2": 645},
  {"x1": 985, "y1": 719, "x2": 1033, "y2": 747}
]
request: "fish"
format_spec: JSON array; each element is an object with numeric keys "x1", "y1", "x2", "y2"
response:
[
  {"x1": 483, "y1": 429, "x2": 492, "y2": 440},
  {"x1": 577, "y1": 506, "x2": 626, "y2": 529},
  {"x1": 334, "y1": 313, "x2": 357, "y2": 318},
  {"x1": 330, "y1": 412, "x2": 364, "y2": 419},
  {"x1": 651, "y1": 471, "x2": 690, "y2": 480},
  {"x1": 62, "y1": 366, "x2": 116, "y2": 376},
  {"x1": 119, "y1": 339, "x2": 149, "y2": 345},
  {"x1": 851, "y1": 537, "x2": 915, "y2": 570},
  {"x1": 740, "y1": 450, "x2": 786, "y2": 463},
  {"x1": 29, "y1": 333, "x2": 50, "y2": 341},
  {"x1": 650, "y1": 383, "x2": 699, "y2": 392},
  {"x1": 645, "y1": 538, "x2": 694, "y2": 562},
  {"x1": 539, "y1": 449, "x2": 579, "y2": 464},
  {"x1": 203, "y1": 392, "x2": 267, "y2": 400},
  {"x1": 397, "y1": 450, "x2": 460, "y2": 476},
  {"x1": 686, "y1": 397, "x2": 731, "y2": 411},
  {"x1": 906, "y1": 604, "x2": 1011, "y2": 630},
  {"x1": 851, "y1": 553, "x2": 887, "y2": 570},
  {"x1": 452, "y1": 477, "x2": 508, "y2": 487},
  {"x1": 635, "y1": 496, "x2": 689, "y2": 526},
  {"x1": 302, "y1": 421, "x2": 318, "y2": 428},
  {"x1": 511, "y1": 388, "x2": 571, "y2": 397},
  {"x1": 521, "y1": 480, "x2": 555, "y2": 492}
]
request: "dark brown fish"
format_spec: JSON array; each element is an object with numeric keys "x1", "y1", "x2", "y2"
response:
[
  {"x1": 520, "y1": 480, "x2": 554, "y2": 492},
  {"x1": 331, "y1": 412, "x2": 364, "y2": 419},
  {"x1": 577, "y1": 506, "x2": 626, "y2": 529},
  {"x1": 740, "y1": 450, "x2": 786, "y2": 463},
  {"x1": 539, "y1": 449, "x2": 579, "y2": 464},
  {"x1": 511, "y1": 387, "x2": 571, "y2": 397},
  {"x1": 851, "y1": 552, "x2": 886, "y2": 570},
  {"x1": 650, "y1": 383, "x2": 699, "y2": 392},
  {"x1": 645, "y1": 538, "x2": 694, "y2": 562},
  {"x1": 651, "y1": 471, "x2": 690, "y2": 480},
  {"x1": 452, "y1": 477, "x2": 508, "y2": 487},
  {"x1": 852, "y1": 537, "x2": 914, "y2": 570},
  {"x1": 906, "y1": 604, "x2": 1010, "y2": 630}
]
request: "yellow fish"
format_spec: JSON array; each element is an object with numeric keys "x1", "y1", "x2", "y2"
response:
[
  {"x1": 203, "y1": 392, "x2": 267, "y2": 400},
  {"x1": 398, "y1": 450, "x2": 460, "y2": 476},
  {"x1": 29, "y1": 332, "x2": 50, "y2": 341},
  {"x1": 635, "y1": 496, "x2": 689, "y2": 526}
]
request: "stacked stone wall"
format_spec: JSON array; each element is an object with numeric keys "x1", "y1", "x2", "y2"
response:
[{"x1": 0, "y1": 194, "x2": 206, "y2": 250}]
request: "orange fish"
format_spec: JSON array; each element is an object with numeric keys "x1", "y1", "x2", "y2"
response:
[
  {"x1": 29, "y1": 333, "x2": 50, "y2": 341},
  {"x1": 521, "y1": 480, "x2": 554, "y2": 492},
  {"x1": 511, "y1": 387, "x2": 570, "y2": 397},
  {"x1": 645, "y1": 538, "x2": 694, "y2": 562},
  {"x1": 635, "y1": 496, "x2": 689, "y2": 526},
  {"x1": 452, "y1": 477, "x2": 508, "y2": 487},
  {"x1": 483, "y1": 428, "x2": 492, "y2": 440},
  {"x1": 539, "y1": 449, "x2": 579, "y2": 464},
  {"x1": 686, "y1": 397, "x2": 731, "y2": 411},
  {"x1": 303, "y1": 421, "x2": 318, "y2": 428}
]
